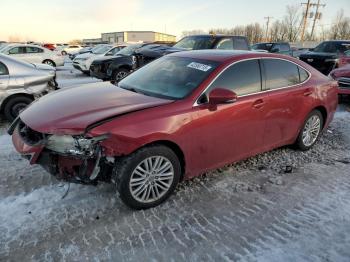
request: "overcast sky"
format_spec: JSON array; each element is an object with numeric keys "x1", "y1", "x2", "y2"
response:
[{"x1": 1, "y1": 0, "x2": 349, "y2": 43}]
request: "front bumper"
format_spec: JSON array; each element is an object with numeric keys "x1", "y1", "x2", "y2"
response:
[
  {"x1": 10, "y1": 120, "x2": 109, "y2": 184},
  {"x1": 73, "y1": 61, "x2": 89, "y2": 73},
  {"x1": 338, "y1": 77, "x2": 350, "y2": 95},
  {"x1": 90, "y1": 63, "x2": 109, "y2": 80}
]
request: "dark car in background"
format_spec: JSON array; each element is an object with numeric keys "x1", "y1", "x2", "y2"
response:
[
  {"x1": 90, "y1": 43, "x2": 151, "y2": 82},
  {"x1": 299, "y1": 40, "x2": 350, "y2": 75},
  {"x1": 91, "y1": 35, "x2": 250, "y2": 83},
  {"x1": 251, "y1": 42, "x2": 292, "y2": 56}
]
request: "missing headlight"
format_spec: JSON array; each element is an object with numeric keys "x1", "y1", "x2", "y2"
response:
[{"x1": 45, "y1": 134, "x2": 108, "y2": 156}]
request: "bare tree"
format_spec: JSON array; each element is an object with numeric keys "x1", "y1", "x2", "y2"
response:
[
  {"x1": 181, "y1": 30, "x2": 206, "y2": 37},
  {"x1": 329, "y1": 9, "x2": 350, "y2": 40},
  {"x1": 283, "y1": 5, "x2": 302, "y2": 41}
]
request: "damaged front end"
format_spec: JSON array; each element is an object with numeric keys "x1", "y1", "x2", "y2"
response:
[{"x1": 10, "y1": 119, "x2": 113, "y2": 185}]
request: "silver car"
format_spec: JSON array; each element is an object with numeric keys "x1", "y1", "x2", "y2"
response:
[{"x1": 0, "y1": 54, "x2": 57, "y2": 121}]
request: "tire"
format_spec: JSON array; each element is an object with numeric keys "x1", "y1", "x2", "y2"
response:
[
  {"x1": 295, "y1": 110, "x2": 324, "y2": 151},
  {"x1": 115, "y1": 145, "x2": 181, "y2": 209},
  {"x1": 112, "y1": 68, "x2": 129, "y2": 83},
  {"x1": 4, "y1": 96, "x2": 33, "y2": 121},
  {"x1": 43, "y1": 59, "x2": 56, "y2": 67},
  {"x1": 61, "y1": 51, "x2": 67, "y2": 56}
]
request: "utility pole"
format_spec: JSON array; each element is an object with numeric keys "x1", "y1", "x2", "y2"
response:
[
  {"x1": 310, "y1": 0, "x2": 326, "y2": 39},
  {"x1": 264, "y1": 16, "x2": 273, "y2": 42},
  {"x1": 301, "y1": 0, "x2": 311, "y2": 42}
]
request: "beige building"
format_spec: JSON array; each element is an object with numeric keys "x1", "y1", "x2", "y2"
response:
[{"x1": 83, "y1": 31, "x2": 176, "y2": 45}]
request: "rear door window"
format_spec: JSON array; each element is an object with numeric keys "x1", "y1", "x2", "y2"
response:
[
  {"x1": 263, "y1": 59, "x2": 300, "y2": 89},
  {"x1": 26, "y1": 47, "x2": 44, "y2": 53},
  {"x1": 208, "y1": 59, "x2": 261, "y2": 96}
]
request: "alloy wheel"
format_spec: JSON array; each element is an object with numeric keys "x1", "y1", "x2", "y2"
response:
[
  {"x1": 129, "y1": 156, "x2": 174, "y2": 204},
  {"x1": 302, "y1": 115, "x2": 321, "y2": 147},
  {"x1": 115, "y1": 71, "x2": 128, "y2": 82}
]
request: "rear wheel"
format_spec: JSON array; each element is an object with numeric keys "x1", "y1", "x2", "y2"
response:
[
  {"x1": 296, "y1": 110, "x2": 323, "y2": 151},
  {"x1": 115, "y1": 145, "x2": 181, "y2": 209},
  {"x1": 43, "y1": 59, "x2": 56, "y2": 67},
  {"x1": 3, "y1": 96, "x2": 33, "y2": 121}
]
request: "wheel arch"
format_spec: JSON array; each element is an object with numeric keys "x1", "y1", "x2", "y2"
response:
[
  {"x1": 42, "y1": 59, "x2": 56, "y2": 67},
  {"x1": 141, "y1": 140, "x2": 186, "y2": 181},
  {"x1": 313, "y1": 105, "x2": 327, "y2": 129},
  {"x1": 0, "y1": 93, "x2": 34, "y2": 113}
]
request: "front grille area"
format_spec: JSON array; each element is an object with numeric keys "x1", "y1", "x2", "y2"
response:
[
  {"x1": 338, "y1": 77, "x2": 350, "y2": 90},
  {"x1": 18, "y1": 120, "x2": 45, "y2": 146}
]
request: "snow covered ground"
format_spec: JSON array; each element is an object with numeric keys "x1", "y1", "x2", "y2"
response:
[{"x1": 1, "y1": 62, "x2": 350, "y2": 261}]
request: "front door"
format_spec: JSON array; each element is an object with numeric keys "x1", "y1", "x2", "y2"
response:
[{"x1": 187, "y1": 59, "x2": 267, "y2": 173}]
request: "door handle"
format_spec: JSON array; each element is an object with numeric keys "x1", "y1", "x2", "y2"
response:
[
  {"x1": 303, "y1": 89, "x2": 313, "y2": 96},
  {"x1": 252, "y1": 99, "x2": 265, "y2": 109}
]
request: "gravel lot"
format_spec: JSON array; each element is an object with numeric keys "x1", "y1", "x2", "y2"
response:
[{"x1": 1, "y1": 62, "x2": 350, "y2": 261}]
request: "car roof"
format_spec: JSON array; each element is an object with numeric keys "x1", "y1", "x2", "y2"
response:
[
  {"x1": 168, "y1": 49, "x2": 289, "y2": 63},
  {"x1": 182, "y1": 34, "x2": 247, "y2": 39}
]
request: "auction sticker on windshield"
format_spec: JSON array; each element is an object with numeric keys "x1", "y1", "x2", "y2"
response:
[{"x1": 187, "y1": 62, "x2": 212, "y2": 72}]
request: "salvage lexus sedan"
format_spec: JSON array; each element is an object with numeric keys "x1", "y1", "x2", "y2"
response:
[{"x1": 9, "y1": 50, "x2": 338, "y2": 209}]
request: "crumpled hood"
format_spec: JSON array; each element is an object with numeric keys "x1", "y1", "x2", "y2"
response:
[
  {"x1": 20, "y1": 82, "x2": 172, "y2": 135},
  {"x1": 33, "y1": 63, "x2": 56, "y2": 72},
  {"x1": 330, "y1": 64, "x2": 350, "y2": 79},
  {"x1": 92, "y1": 55, "x2": 122, "y2": 64}
]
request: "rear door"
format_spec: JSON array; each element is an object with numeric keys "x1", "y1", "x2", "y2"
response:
[
  {"x1": 261, "y1": 58, "x2": 313, "y2": 149},
  {"x1": 25, "y1": 46, "x2": 45, "y2": 63},
  {"x1": 189, "y1": 59, "x2": 267, "y2": 171}
]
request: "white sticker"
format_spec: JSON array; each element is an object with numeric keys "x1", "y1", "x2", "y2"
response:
[{"x1": 187, "y1": 62, "x2": 212, "y2": 72}]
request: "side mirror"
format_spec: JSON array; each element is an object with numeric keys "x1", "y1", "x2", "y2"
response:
[{"x1": 209, "y1": 88, "x2": 237, "y2": 105}]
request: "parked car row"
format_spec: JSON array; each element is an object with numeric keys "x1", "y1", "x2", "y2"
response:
[
  {"x1": 8, "y1": 49, "x2": 338, "y2": 209},
  {"x1": 89, "y1": 34, "x2": 251, "y2": 83},
  {"x1": 0, "y1": 44, "x2": 65, "y2": 67}
]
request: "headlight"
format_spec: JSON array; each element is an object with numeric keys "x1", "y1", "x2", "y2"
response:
[
  {"x1": 131, "y1": 55, "x2": 137, "y2": 65},
  {"x1": 46, "y1": 134, "x2": 108, "y2": 156},
  {"x1": 325, "y1": 58, "x2": 338, "y2": 63}
]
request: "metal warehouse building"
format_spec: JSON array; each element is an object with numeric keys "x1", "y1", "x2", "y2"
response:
[{"x1": 83, "y1": 31, "x2": 176, "y2": 45}]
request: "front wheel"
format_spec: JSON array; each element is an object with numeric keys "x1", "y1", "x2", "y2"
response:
[
  {"x1": 295, "y1": 110, "x2": 323, "y2": 151},
  {"x1": 112, "y1": 68, "x2": 129, "y2": 84},
  {"x1": 115, "y1": 145, "x2": 181, "y2": 209},
  {"x1": 4, "y1": 96, "x2": 33, "y2": 121}
]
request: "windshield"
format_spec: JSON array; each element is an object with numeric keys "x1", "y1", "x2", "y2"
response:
[
  {"x1": 92, "y1": 45, "x2": 113, "y2": 54},
  {"x1": 118, "y1": 56, "x2": 218, "y2": 100},
  {"x1": 117, "y1": 44, "x2": 144, "y2": 56},
  {"x1": 173, "y1": 36, "x2": 215, "y2": 50},
  {"x1": 105, "y1": 47, "x2": 121, "y2": 56}
]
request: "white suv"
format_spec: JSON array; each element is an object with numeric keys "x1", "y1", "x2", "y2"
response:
[{"x1": 0, "y1": 44, "x2": 64, "y2": 67}]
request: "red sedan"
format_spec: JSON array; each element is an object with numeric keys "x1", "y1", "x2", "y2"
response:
[{"x1": 9, "y1": 50, "x2": 338, "y2": 209}]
